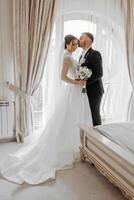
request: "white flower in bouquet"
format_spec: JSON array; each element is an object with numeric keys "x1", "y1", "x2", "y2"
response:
[{"x1": 75, "y1": 66, "x2": 92, "y2": 93}]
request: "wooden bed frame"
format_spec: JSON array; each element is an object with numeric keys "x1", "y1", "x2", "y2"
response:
[{"x1": 78, "y1": 124, "x2": 134, "y2": 200}]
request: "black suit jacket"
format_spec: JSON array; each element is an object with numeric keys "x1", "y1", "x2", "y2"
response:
[{"x1": 81, "y1": 47, "x2": 104, "y2": 97}]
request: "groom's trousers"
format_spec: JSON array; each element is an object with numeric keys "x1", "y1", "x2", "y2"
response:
[{"x1": 86, "y1": 91, "x2": 103, "y2": 126}]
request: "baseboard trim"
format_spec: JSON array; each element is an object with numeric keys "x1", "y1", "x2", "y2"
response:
[{"x1": 0, "y1": 137, "x2": 16, "y2": 143}]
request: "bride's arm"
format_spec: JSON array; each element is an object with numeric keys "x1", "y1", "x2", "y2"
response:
[{"x1": 61, "y1": 57, "x2": 82, "y2": 85}]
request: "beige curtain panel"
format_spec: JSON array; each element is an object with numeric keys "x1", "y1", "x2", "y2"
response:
[
  {"x1": 11, "y1": 0, "x2": 55, "y2": 142},
  {"x1": 123, "y1": 0, "x2": 134, "y2": 120}
]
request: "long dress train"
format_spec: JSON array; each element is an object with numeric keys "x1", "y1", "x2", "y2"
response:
[{"x1": 0, "y1": 51, "x2": 92, "y2": 185}]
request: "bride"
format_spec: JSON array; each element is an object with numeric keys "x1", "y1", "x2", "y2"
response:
[{"x1": 0, "y1": 35, "x2": 92, "y2": 185}]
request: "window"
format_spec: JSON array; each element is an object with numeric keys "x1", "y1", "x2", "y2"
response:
[
  {"x1": 33, "y1": 20, "x2": 97, "y2": 130},
  {"x1": 32, "y1": 19, "x2": 131, "y2": 130}
]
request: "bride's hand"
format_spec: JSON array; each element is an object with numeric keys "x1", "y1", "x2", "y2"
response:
[
  {"x1": 78, "y1": 80, "x2": 86, "y2": 86},
  {"x1": 74, "y1": 80, "x2": 86, "y2": 86},
  {"x1": 81, "y1": 80, "x2": 86, "y2": 86}
]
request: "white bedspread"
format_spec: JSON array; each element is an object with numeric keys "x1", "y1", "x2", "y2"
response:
[{"x1": 94, "y1": 121, "x2": 134, "y2": 154}]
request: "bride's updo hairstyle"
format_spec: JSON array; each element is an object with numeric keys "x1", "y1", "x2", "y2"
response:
[{"x1": 64, "y1": 35, "x2": 78, "y2": 49}]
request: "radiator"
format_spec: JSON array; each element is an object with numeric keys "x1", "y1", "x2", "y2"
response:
[{"x1": 0, "y1": 101, "x2": 15, "y2": 138}]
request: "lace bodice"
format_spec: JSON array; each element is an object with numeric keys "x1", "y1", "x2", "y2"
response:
[{"x1": 63, "y1": 51, "x2": 79, "y2": 79}]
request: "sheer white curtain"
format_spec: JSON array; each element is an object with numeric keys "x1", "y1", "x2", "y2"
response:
[
  {"x1": 42, "y1": 2, "x2": 65, "y2": 124},
  {"x1": 95, "y1": 20, "x2": 131, "y2": 123},
  {"x1": 43, "y1": 0, "x2": 131, "y2": 124}
]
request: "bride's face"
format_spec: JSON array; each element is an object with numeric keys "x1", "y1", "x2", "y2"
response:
[{"x1": 66, "y1": 39, "x2": 78, "y2": 52}]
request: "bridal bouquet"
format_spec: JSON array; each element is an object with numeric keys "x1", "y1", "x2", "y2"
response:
[{"x1": 75, "y1": 66, "x2": 92, "y2": 93}]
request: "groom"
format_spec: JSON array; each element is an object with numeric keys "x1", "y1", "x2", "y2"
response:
[{"x1": 79, "y1": 32, "x2": 104, "y2": 126}]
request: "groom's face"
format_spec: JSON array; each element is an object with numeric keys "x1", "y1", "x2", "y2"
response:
[
  {"x1": 79, "y1": 34, "x2": 91, "y2": 48},
  {"x1": 79, "y1": 34, "x2": 87, "y2": 48}
]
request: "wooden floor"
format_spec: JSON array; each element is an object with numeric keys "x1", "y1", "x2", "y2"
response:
[{"x1": 0, "y1": 142, "x2": 126, "y2": 200}]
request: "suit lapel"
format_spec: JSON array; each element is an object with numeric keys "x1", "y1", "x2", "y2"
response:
[
  {"x1": 79, "y1": 54, "x2": 82, "y2": 62},
  {"x1": 84, "y1": 47, "x2": 93, "y2": 60},
  {"x1": 79, "y1": 48, "x2": 93, "y2": 66}
]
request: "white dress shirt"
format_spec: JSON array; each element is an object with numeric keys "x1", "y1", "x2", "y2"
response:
[{"x1": 80, "y1": 47, "x2": 90, "y2": 61}]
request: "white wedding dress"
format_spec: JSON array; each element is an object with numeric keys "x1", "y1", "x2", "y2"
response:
[{"x1": 0, "y1": 51, "x2": 92, "y2": 185}]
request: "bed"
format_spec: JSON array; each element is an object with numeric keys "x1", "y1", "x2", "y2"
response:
[{"x1": 78, "y1": 121, "x2": 134, "y2": 200}]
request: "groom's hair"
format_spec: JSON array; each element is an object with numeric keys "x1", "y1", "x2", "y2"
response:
[
  {"x1": 64, "y1": 35, "x2": 78, "y2": 49},
  {"x1": 82, "y1": 32, "x2": 94, "y2": 43}
]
